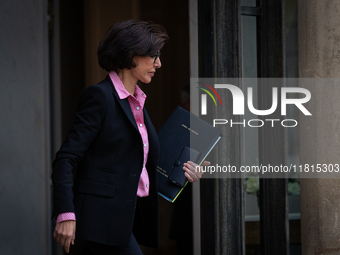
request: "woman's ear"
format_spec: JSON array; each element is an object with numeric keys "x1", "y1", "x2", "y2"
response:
[{"x1": 131, "y1": 56, "x2": 137, "y2": 68}]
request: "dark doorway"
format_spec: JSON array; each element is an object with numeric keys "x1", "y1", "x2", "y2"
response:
[{"x1": 55, "y1": 1, "x2": 191, "y2": 254}]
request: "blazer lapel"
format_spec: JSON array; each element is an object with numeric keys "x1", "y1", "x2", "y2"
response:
[
  {"x1": 144, "y1": 108, "x2": 159, "y2": 162},
  {"x1": 112, "y1": 91, "x2": 139, "y2": 131},
  {"x1": 106, "y1": 76, "x2": 139, "y2": 131}
]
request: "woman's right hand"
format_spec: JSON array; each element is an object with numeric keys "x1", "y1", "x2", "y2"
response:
[{"x1": 53, "y1": 220, "x2": 76, "y2": 253}]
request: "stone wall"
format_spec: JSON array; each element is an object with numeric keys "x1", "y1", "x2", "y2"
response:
[{"x1": 0, "y1": 0, "x2": 52, "y2": 254}]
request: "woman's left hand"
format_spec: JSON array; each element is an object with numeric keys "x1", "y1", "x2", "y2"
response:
[{"x1": 183, "y1": 161, "x2": 210, "y2": 183}]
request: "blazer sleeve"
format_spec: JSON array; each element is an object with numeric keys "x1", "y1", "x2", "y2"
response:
[{"x1": 52, "y1": 84, "x2": 108, "y2": 218}]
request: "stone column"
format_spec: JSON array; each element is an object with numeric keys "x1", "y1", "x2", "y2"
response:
[
  {"x1": 0, "y1": 0, "x2": 51, "y2": 254},
  {"x1": 299, "y1": 0, "x2": 340, "y2": 254}
]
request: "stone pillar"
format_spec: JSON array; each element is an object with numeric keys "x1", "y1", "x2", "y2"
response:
[
  {"x1": 0, "y1": 0, "x2": 51, "y2": 254},
  {"x1": 299, "y1": 0, "x2": 340, "y2": 254}
]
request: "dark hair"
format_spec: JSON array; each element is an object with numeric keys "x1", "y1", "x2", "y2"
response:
[{"x1": 97, "y1": 20, "x2": 169, "y2": 72}]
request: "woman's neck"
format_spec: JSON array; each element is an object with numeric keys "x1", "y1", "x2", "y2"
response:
[{"x1": 116, "y1": 69, "x2": 137, "y2": 95}]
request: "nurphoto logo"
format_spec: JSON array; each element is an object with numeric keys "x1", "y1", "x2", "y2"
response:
[{"x1": 197, "y1": 82, "x2": 312, "y2": 128}]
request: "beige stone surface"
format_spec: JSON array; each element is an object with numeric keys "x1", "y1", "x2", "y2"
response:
[
  {"x1": 299, "y1": 0, "x2": 340, "y2": 78},
  {"x1": 299, "y1": 0, "x2": 340, "y2": 254}
]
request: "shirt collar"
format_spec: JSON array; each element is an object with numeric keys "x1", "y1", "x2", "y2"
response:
[{"x1": 109, "y1": 70, "x2": 147, "y2": 106}]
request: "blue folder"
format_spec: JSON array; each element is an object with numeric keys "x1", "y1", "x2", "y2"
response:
[{"x1": 156, "y1": 106, "x2": 222, "y2": 202}]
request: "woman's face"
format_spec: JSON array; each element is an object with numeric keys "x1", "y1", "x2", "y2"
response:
[{"x1": 130, "y1": 53, "x2": 162, "y2": 84}]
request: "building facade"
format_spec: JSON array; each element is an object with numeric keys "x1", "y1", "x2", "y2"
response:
[{"x1": 0, "y1": 0, "x2": 339, "y2": 254}]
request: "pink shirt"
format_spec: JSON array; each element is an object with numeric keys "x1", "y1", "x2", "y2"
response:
[
  {"x1": 56, "y1": 71, "x2": 150, "y2": 224},
  {"x1": 109, "y1": 71, "x2": 150, "y2": 197}
]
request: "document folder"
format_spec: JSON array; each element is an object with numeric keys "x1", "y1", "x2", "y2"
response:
[{"x1": 156, "y1": 106, "x2": 222, "y2": 202}]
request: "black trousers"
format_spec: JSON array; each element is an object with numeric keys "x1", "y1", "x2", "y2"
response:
[{"x1": 69, "y1": 234, "x2": 143, "y2": 255}]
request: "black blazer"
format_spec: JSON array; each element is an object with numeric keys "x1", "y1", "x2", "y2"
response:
[{"x1": 52, "y1": 76, "x2": 160, "y2": 248}]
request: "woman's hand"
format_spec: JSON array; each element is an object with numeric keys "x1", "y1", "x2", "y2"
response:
[
  {"x1": 53, "y1": 220, "x2": 76, "y2": 253},
  {"x1": 183, "y1": 161, "x2": 210, "y2": 183}
]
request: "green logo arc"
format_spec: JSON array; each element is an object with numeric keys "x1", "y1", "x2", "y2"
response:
[{"x1": 197, "y1": 87, "x2": 217, "y2": 106}]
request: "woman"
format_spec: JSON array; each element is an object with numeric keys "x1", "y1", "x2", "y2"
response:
[{"x1": 52, "y1": 20, "x2": 208, "y2": 255}]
